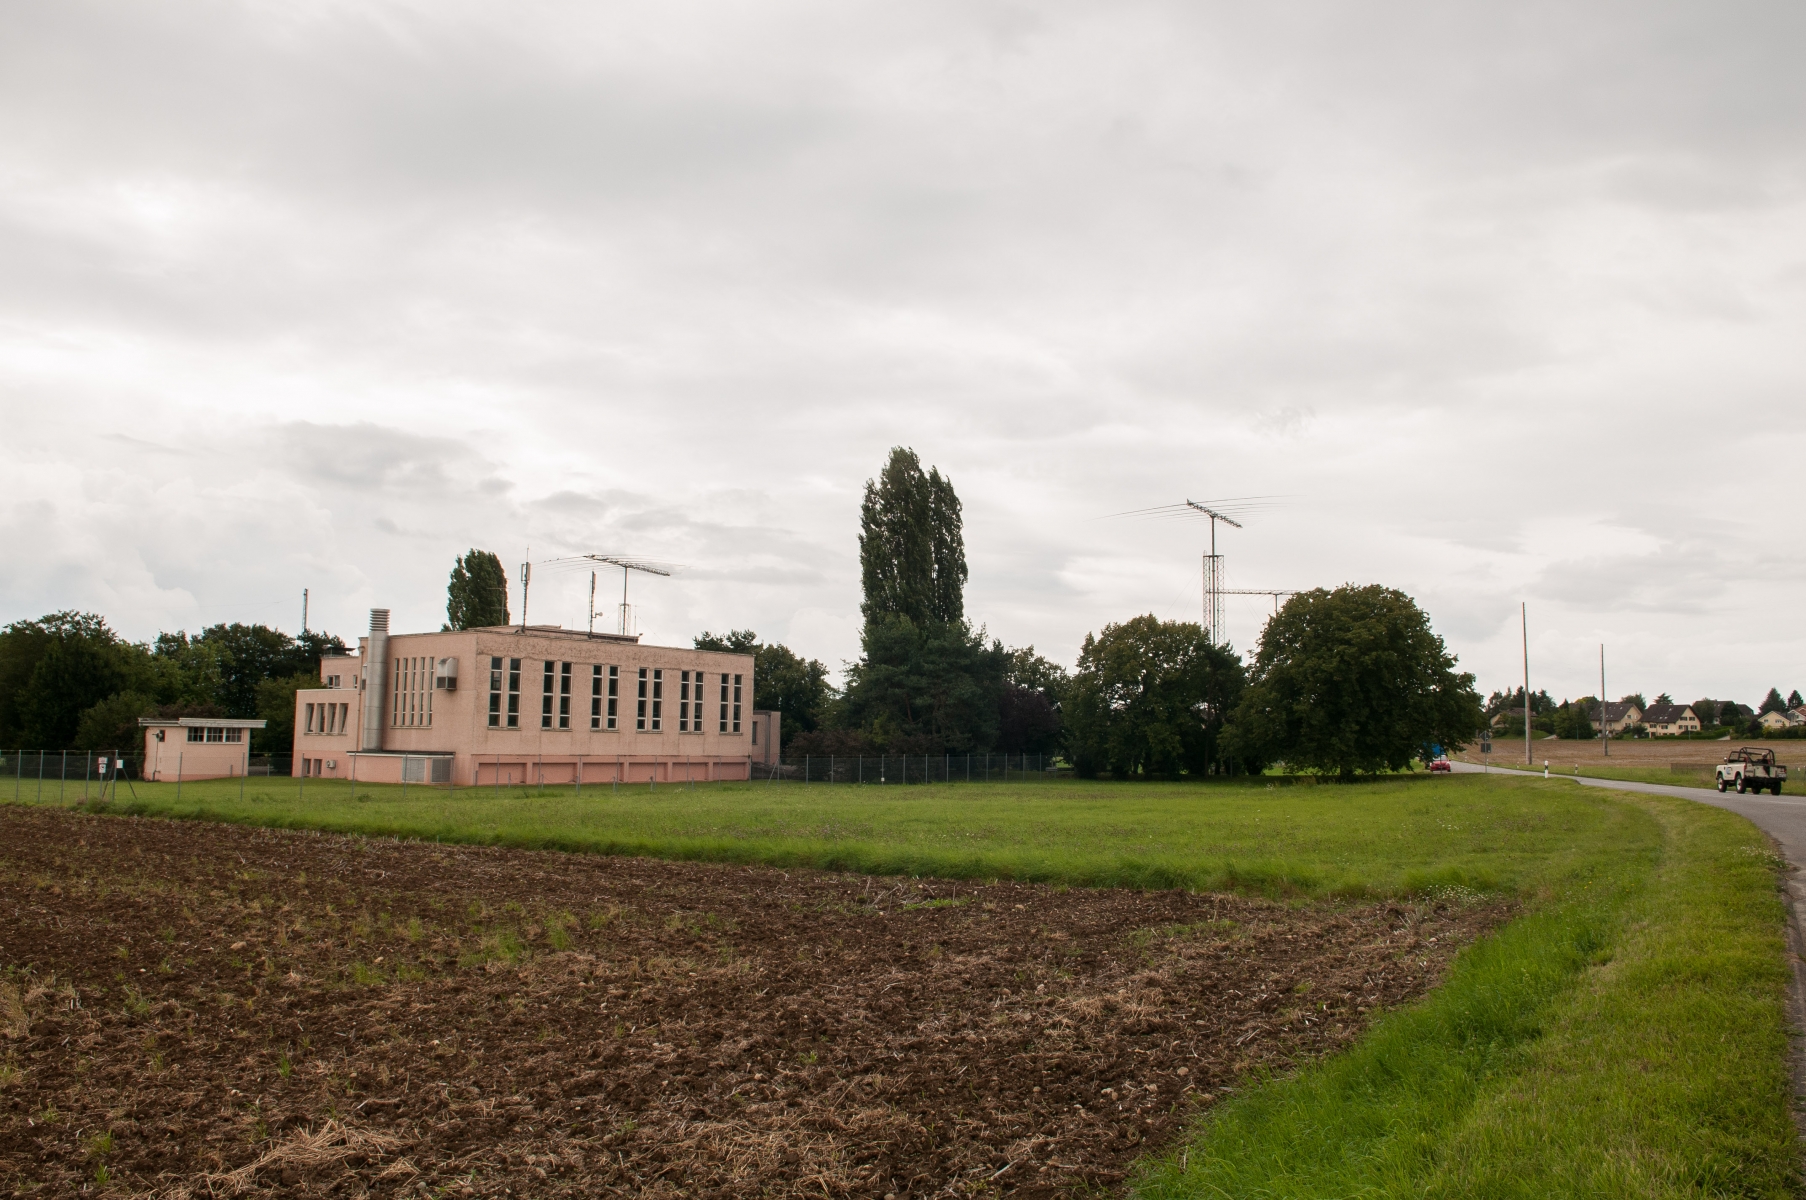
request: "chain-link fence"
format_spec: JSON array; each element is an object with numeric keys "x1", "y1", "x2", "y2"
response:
[
  {"x1": 2, "y1": 748, "x2": 1067, "y2": 801},
  {"x1": 752, "y1": 752, "x2": 1061, "y2": 783},
  {"x1": 1, "y1": 749, "x2": 145, "y2": 803}
]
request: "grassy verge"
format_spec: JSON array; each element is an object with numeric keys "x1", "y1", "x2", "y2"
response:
[
  {"x1": 1133, "y1": 782, "x2": 1796, "y2": 1198},
  {"x1": 21, "y1": 772, "x2": 1612, "y2": 898}
]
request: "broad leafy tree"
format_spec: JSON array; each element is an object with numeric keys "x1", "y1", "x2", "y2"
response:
[
  {"x1": 1226, "y1": 585, "x2": 1482, "y2": 776},
  {"x1": 5, "y1": 613, "x2": 129, "y2": 749},
  {"x1": 693, "y1": 629, "x2": 834, "y2": 733},
  {"x1": 1063, "y1": 615, "x2": 1244, "y2": 778},
  {"x1": 447, "y1": 549, "x2": 511, "y2": 629},
  {"x1": 998, "y1": 646, "x2": 1067, "y2": 755}
]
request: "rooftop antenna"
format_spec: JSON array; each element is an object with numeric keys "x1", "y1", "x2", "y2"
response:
[
  {"x1": 519, "y1": 552, "x2": 531, "y2": 632},
  {"x1": 541, "y1": 555, "x2": 678, "y2": 638},
  {"x1": 1185, "y1": 500, "x2": 1243, "y2": 645},
  {"x1": 302, "y1": 588, "x2": 309, "y2": 635}
]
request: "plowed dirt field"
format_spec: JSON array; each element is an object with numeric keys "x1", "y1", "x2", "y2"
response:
[{"x1": 0, "y1": 806, "x2": 1503, "y2": 1197}]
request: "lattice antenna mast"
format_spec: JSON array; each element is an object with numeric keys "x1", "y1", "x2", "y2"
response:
[{"x1": 1185, "y1": 500, "x2": 1243, "y2": 645}]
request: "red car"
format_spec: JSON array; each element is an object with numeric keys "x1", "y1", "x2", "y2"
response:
[{"x1": 1428, "y1": 757, "x2": 1452, "y2": 773}]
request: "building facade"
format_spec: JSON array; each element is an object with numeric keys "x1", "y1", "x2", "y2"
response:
[
  {"x1": 292, "y1": 609, "x2": 777, "y2": 786},
  {"x1": 1640, "y1": 703, "x2": 1700, "y2": 736},
  {"x1": 1588, "y1": 701, "x2": 1643, "y2": 735},
  {"x1": 139, "y1": 717, "x2": 268, "y2": 781}
]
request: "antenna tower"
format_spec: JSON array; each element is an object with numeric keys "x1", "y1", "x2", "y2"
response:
[{"x1": 1185, "y1": 500, "x2": 1243, "y2": 644}]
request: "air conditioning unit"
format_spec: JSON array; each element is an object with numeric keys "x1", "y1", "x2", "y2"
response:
[
  {"x1": 324, "y1": 760, "x2": 336, "y2": 770},
  {"x1": 434, "y1": 657, "x2": 458, "y2": 691}
]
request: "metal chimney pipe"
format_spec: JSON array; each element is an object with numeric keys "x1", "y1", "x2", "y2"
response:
[{"x1": 361, "y1": 608, "x2": 390, "y2": 752}]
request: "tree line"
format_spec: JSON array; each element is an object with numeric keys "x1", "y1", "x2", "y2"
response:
[
  {"x1": 714, "y1": 448, "x2": 1483, "y2": 777},
  {"x1": 0, "y1": 614, "x2": 346, "y2": 755}
]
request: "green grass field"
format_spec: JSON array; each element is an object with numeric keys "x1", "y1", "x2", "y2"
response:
[
  {"x1": 50, "y1": 771, "x2": 1605, "y2": 898},
  {"x1": 4, "y1": 771, "x2": 1795, "y2": 1195}
]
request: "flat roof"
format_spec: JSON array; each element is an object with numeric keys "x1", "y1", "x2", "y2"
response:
[{"x1": 137, "y1": 717, "x2": 268, "y2": 728}]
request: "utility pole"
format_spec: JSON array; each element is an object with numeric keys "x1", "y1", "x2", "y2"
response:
[
  {"x1": 1600, "y1": 644, "x2": 1608, "y2": 757},
  {"x1": 302, "y1": 588, "x2": 309, "y2": 634},
  {"x1": 589, "y1": 571, "x2": 597, "y2": 636},
  {"x1": 1522, "y1": 603, "x2": 1531, "y2": 766}
]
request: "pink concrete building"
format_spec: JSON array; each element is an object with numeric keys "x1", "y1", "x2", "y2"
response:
[
  {"x1": 139, "y1": 717, "x2": 268, "y2": 781},
  {"x1": 292, "y1": 609, "x2": 779, "y2": 786}
]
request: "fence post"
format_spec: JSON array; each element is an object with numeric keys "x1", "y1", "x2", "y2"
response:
[
  {"x1": 805, "y1": 755, "x2": 810, "y2": 784},
  {"x1": 830, "y1": 754, "x2": 835, "y2": 785},
  {"x1": 576, "y1": 755, "x2": 583, "y2": 797},
  {"x1": 176, "y1": 753, "x2": 183, "y2": 802},
  {"x1": 84, "y1": 752, "x2": 92, "y2": 802}
]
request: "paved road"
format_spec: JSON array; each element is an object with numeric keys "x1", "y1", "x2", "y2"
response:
[{"x1": 1453, "y1": 760, "x2": 1806, "y2": 1107}]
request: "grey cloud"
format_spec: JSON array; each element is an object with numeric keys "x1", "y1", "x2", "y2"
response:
[
  {"x1": 3, "y1": 1, "x2": 1805, "y2": 701},
  {"x1": 270, "y1": 421, "x2": 504, "y2": 495}
]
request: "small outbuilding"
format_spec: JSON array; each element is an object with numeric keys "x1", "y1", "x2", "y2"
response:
[{"x1": 139, "y1": 717, "x2": 267, "y2": 781}]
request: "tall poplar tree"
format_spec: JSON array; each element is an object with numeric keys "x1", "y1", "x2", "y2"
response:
[
  {"x1": 446, "y1": 550, "x2": 511, "y2": 630},
  {"x1": 859, "y1": 447, "x2": 967, "y2": 626}
]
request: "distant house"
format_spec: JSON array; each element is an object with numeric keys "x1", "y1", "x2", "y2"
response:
[
  {"x1": 1641, "y1": 703, "x2": 1700, "y2": 736},
  {"x1": 1759, "y1": 709, "x2": 1805, "y2": 731},
  {"x1": 1589, "y1": 701, "x2": 1643, "y2": 735}
]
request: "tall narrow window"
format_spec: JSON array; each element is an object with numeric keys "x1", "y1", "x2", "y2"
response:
[
  {"x1": 651, "y1": 668, "x2": 663, "y2": 731},
  {"x1": 637, "y1": 668, "x2": 648, "y2": 731},
  {"x1": 719, "y1": 674, "x2": 729, "y2": 733},
  {"x1": 507, "y1": 658, "x2": 521, "y2": 728},
  {"x1": 732, "y1": 673, "x2": 742, "y2": 734},
  {"x1": 679, "y1": 670, "x2": 692, "y2": 732},
  {"x1": 392, "y1": 656, "x2": 432, "y2": 728},
  {"x1": 305, "y1": 703, "x2": 316, "y2": 734},
  {"x1": 559, "y1": 661, "x2": 572, "y2": 729},
  {"x1": 607, "y1": 665, "x2": 619, "y2": 730},
  {"x1": 542, "y1": 661, "x2": 555, "y2": 729},
  {"x1": 591, "y1": 665, "x2": 602, "y2": 730},
  {"x1": 489, "y1": 656, "x2": 504, "y2": 728}
]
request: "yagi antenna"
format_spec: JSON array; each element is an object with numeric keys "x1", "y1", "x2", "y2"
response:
[
  {"x1": 541, "y1": 555, "x2": 679, "y2": 638},
  {"x1": 1184, "y1": 501, "x2": 1242, "y2": 644},
  {"x1": 1109, "y1": 497, "x2": 1289, "y2": 643}
]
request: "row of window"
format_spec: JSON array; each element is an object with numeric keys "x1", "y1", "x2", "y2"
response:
[
  {"x1": 305, "y1": 701, "x2": 351, "y2": 736},
  {"x1": 487, "y1": 658, "x2": 742, "y2": 735},
  {"x1": 186, "y1": 726, "x2": 244, "y2": 743}
]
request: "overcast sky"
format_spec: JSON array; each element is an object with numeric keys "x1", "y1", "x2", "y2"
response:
[{"x1": 3, "y1": 0, "x2": 1803, "y2": 705}]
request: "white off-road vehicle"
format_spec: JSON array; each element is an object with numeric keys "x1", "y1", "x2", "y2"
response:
[{"x1": 1716, "y1": 747, "x2": 1786, "y2": 795}]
